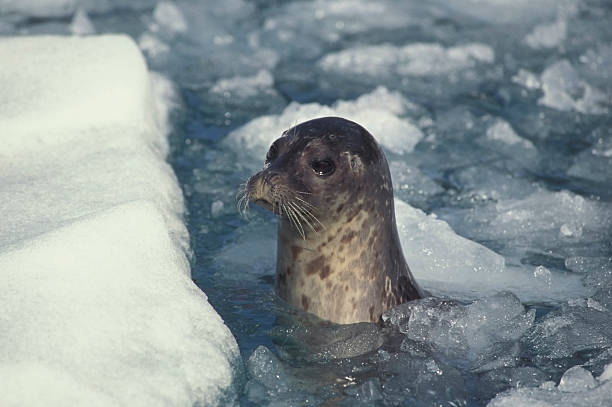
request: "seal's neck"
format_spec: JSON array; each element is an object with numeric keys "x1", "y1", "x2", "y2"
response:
[{"x1": 273, "y1": 209, "x2": 409, "y2": 324}]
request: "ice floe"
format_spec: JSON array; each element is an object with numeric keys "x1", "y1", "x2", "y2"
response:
[
  {"x1": 319, "y1": 42, "x2": 494, "y2": 77},
  {"x1": 488, "y1": 364, "x2": 612, "y2": 406},
  {"x1": 0, "y1": 35, "x2": 239, "y2": 406},
  {"x1": 539, "y1": 60, "x2": 608, "y2": 115}
]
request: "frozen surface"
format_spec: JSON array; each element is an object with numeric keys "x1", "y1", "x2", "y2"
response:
[{"x1": 0, "y1": 36, "x2": 239, "y2": 406}]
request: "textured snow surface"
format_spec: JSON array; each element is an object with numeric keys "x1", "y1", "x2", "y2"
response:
[{"x1": 0, "y1": 35, "x2": 239, "y2": 406}]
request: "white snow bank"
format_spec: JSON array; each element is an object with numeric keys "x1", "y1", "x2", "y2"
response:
[
  {"x1": 0, "y1": 35, "x2": 162, "y2": 154},
  {"x1": 225, "y1": 86, "x2": 424, "y2": 159},
  {"x1": 0, "y1": 35, "x2": 239, "y2": 406}
]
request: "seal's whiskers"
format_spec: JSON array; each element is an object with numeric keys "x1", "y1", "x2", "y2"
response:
[
  {"x1": 236, "y1": 182, "x2": 250, "y2": 218},
  {"x1": 293, "y1": 199, "x2": 325, "y2": 230},
  {"x1": 283, "y1": 200, "x2": 306, "y2": 239},
  {"x1": 287, "y1": 201, "x2": 316, "y2": 233}
]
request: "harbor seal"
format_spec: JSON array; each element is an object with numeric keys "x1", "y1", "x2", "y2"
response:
[{"x1": 240, "y1": 117, "x2": 424, "y2": 324}]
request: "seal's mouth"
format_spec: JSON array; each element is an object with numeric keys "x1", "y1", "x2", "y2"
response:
[
  {"x1": 253, "y1": 198, "x2": 274, "y2": 212},
  {"x1": 239, "y1": 175, "x2": 324, "y2": 239}
]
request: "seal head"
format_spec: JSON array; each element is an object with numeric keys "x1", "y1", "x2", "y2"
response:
[{"x1": 243, "y1": 117, "x2": 423, "y2": 324}]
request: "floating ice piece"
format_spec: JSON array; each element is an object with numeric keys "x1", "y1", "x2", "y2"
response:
[
  {"x1": 225, "y1": 87, "x2": 424, "y2": 159},
  {"x1": 389, "y1": 161, "x2": 444, "y2": 206},
  {"x1": 385, "y1": 292, "x2": 534, "y2": 363},
  {"x1": 601, "y1": 364, "x2": 612, "y2": 382},
  {"x1": 488, "y1": 364, "x2": 612, "y2": 406},
  {"x1": 245, "y1": 345, "x2": 316, "y2": 405},
  {"x1": 567, "y1": 128, "x2": 612, "y2": 183},
  {"x1": 579, "y1": 45, "x2": 612, "y2": 89},
  {"x1": 539, "y1": 60, "x2": 608, "y2": 114},
  {"x1": 533, "y1": 266, "x2": 552, "y2": 286},
  {"x1": 449, "y1": 166, "x2": 538, "y2": 202},
  {"x1": 395, "y1": 199, "x2": 503, "y2": 298},
  {"x1": 69, "y1": 7, "x2": 95, "y2": 36},
  {"x1": 248, "y1": 346, "x2": 289, "y2": 394},
  {"x1": 490, "y1": 190, "x2": 611, "y2": 243},
  {"x1": 524, "y1": 300, "x2": 612, "y2": 360},
  {"x1": 139, "y1": 0, "x2": 274, "y2": 82},
  {"x1": 0, "y1": 35, "x2": 239, "y2": 406},
  {"x1": 558, "y1": 366, "x2": 597, "y2": 392},
  {"x1": 211, "y1": 200, "x2": 224, "y2": 217},
  {"x1": 395, "y1": 199, "x2": 584, "y2": 301},
  {"x1": 376, "y1": 351, "x2": 467, "y2": 405},
  {"x1": 525, "y1": 18, "x2": 567, "y2": 49},
  {"x1": 210, "y1": 69, "x2": 276, "y2": 98},
  {"x1": 152, "y1": 1, "x2": 188, "y2": 34},
  {"x1": 260, "y1": 0, "x2": 425, "y2": 56},
  {"x1": 344, "y1": 378, "x2": 384, "y2": 402},
  {"x1": 447, "y1": 189, "x2": 611, "y2": 268},
  {"x1": 138, "y1": 32, "x2": 170, "y2": 58},
  {"x1": 486, "y1": 120, "x2": 535, "y2": 150},
  {"x1": 512, "y1": 69, "x2": 541, "y2": 89},
  {"x1": 319, "y1": 42, "x2": 494, "y2": 77},
  {"x1": 479, "y1": 367, "x2": 550, "y2": 399}
]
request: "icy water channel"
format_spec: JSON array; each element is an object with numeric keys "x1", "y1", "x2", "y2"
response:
[{"x1": 5, "y1": 0, "x2": 612, "y2": 405}]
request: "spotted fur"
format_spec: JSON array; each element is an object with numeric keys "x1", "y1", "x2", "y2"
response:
[{"x1": 244, "y1": 117, "x2": 423, "y2": 324}]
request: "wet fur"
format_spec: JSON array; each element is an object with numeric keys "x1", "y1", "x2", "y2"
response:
[{"x1": 241, "y1": 117, "x2": 423, "y2": 324}]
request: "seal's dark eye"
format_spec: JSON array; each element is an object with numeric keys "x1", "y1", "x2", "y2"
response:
[
  {"x1": 266, "y1": 143, "x2": 278, "y2": 163},
  {"x1": 311, "y1": 159, "x2": 335, "y2": 176}
]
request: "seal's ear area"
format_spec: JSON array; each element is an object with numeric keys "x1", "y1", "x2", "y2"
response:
[{"x1": 344, "y1": 152, "x2": 364, "y2": 175}]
